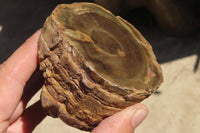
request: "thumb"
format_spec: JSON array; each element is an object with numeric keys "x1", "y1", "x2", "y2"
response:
[{"x1": 92, "y1": 103, "x2": 148, "y2": 133}]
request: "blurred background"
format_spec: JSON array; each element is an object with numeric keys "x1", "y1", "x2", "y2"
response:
[{"x1": 0, "y1": 0, "x2": 200, "y2": 133}]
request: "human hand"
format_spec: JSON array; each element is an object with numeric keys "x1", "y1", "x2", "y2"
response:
[
  {"x1": 0, "y1": 30, "x2": 45, "y2": 133},
  {"x1": 0, "y1": 30, "x2": 148, "y2": 133}
]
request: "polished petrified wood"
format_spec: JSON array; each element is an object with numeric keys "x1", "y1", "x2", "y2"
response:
[{"x1": 38, "y1": 2, "x2": 163, "y2": 131}]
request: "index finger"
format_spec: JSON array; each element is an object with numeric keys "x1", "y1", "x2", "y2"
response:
[{"x1": 0, "y1": 30, "x2": 41, "y2": 122}]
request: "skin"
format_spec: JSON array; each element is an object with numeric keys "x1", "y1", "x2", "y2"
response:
[{"x1": 0, "y1": 30, "x2": 148, "y2": 133}]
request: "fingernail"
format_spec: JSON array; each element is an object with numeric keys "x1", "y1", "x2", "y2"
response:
[{"x1": 131, "y1": 109, "x2": 148, "y2": 129}]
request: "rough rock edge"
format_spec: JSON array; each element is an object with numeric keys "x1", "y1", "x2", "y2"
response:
[{"x1": 38, "y1": 3, "x2": 163, "y2": 131}]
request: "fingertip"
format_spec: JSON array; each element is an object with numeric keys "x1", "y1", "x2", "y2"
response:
[
  {"x1": 125, "y1": 103, "x2": 148, "y2": 129},
  {"x1": 129, "y1": 103, "x2": 148, "y2": 114},
  {"x1": 92, "y1": 103, "x2": 148, "y2": 133},
  {"x1": 2, "y1": 29, "x2": 42, "y2": 83},
  {"x1": 23, "y1": 29, "x2": 41, "y2": 48},
  {"x1": 131, "y1": 105, "x2": 148, "y2": 129}
]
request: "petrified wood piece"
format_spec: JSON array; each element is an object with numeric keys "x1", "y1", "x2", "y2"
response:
[{"x1": 38, "y1": 2, "x2": 163, "y2": 131}]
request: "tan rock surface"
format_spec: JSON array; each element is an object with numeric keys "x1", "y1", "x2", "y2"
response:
[{"x1": 38, "y1": 3, "x2": 162, "y2": 131}]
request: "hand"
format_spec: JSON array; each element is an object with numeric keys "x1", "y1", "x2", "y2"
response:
[
  {"x1": 0, "y1": 30, "x2": 148, "y2": 133},
  {"x1": 0, "y1": 30, "x2": 45, "y2": 133}
]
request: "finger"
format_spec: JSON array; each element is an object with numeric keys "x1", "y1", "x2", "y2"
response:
[
  {"x1": 7, "y1": 100, "x2": 46, "y2": 133},
  {"x1": 9, "y1": 68, "x2": 44, "y2": 123},
  {"x1": 0, "y1": 30, "x2": 41, "y2": 122},
  {"x1": 92, "y1": 103, "x2": 148, "y2": 133}
]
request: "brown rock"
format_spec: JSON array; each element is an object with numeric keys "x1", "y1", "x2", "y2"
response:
[{"x1": 38, "y1": 2, "x2": 163, "y2": 131}]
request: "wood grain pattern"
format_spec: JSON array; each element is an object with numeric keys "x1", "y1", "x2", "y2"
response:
[{"x1": 38, "y1": 2, "x2": 163, "y2": 131}]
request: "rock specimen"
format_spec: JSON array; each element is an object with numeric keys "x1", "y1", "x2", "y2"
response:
[{"x1": 38, "y1": 2, "x2": 163, "y2": 131}]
